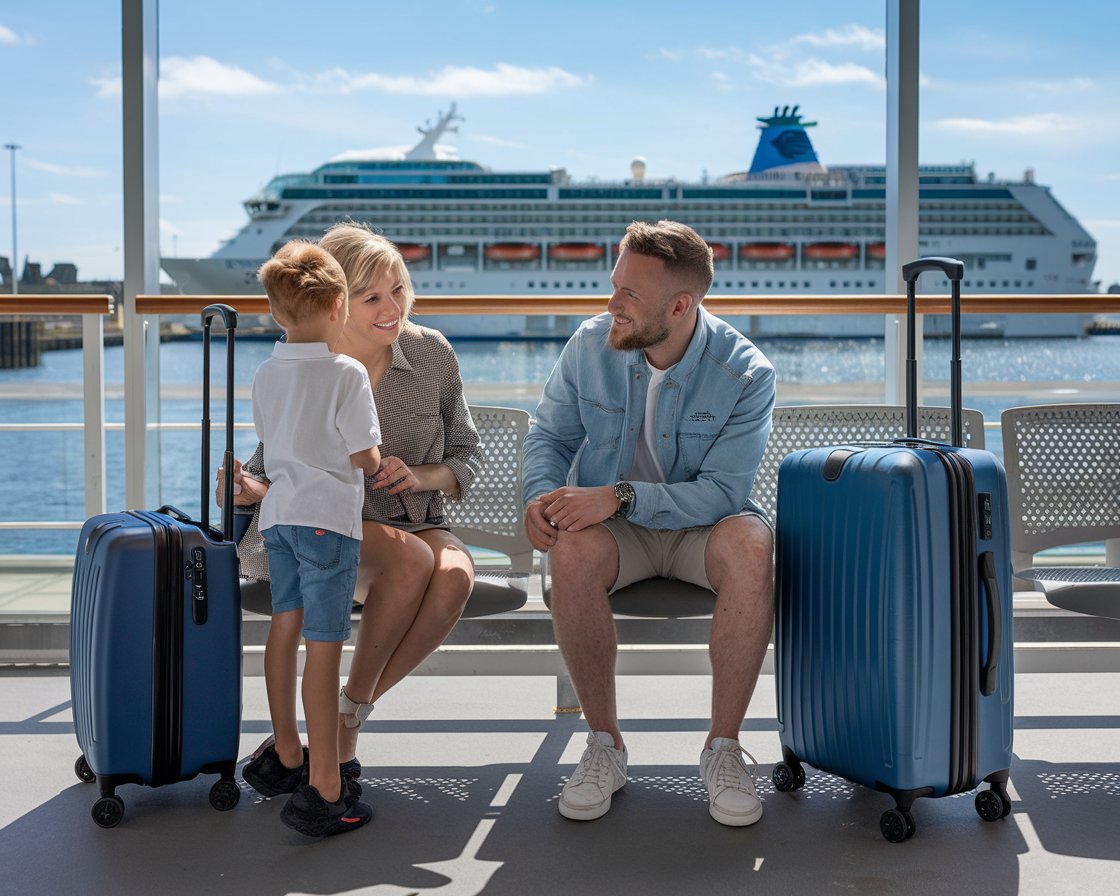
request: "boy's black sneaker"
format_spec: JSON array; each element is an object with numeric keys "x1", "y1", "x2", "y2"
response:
[
  {"x1": 243, "y1": 739, "x2": 308, "y2": 797},
  {"x1": 280, "y1": 784, "x2": 373, "y2": 838},
  {"x1": 300, "y1": 763, "x2": 364, "y2": 799}
]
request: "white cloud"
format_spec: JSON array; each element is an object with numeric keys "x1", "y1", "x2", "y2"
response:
[
  {"x1": 1022, "y1": 76, "x2": 1094, "y2": 94},
  {"x1": 47, "y1": 192, "x2": 82, "y2": 206},
  {"x1": 754, "y1": 56, "x2": 884, "y2": 89},
  {"x1": 93, "y1": 55, "x2": 283, "y2": 99},
  {"x1": 473, "y1": 134, "x2": 529, "y2": 149},
  {"x1": 1084, "y1": 218, "x2": 1120, "y2": 230},
  {"x1": 934, "y1": 112, "x2": 1078, "y2": 136},
  {"x1": 655, "y1": 48, "x2": 687, "y2": 62},
  {"x1": 28, "y1": 160, "x2": 107, "y2": 177},
  {"x1": 793, "y1": 24, "x2": 884, "y2": 51},
  {"x1": 160, "y1": 56, "x2": 283, "y2": 99},
  {"x1": 0, "y1": 24, "x2": 24, "y2": 44},
  {"x1": 316, "y1": 63, "x2": 591, "y2": 97},
  {"x1": 159, "y1": 218, "x2": 181, "y2": 236}
]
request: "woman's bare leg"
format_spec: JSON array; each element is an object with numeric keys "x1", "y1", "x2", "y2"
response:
[
  {"x1": 338, "y1": 526, "x2": 473, "y2": 763},
  {"x1": 369, "y1": 529, "x2": 473, "y2": 699}
]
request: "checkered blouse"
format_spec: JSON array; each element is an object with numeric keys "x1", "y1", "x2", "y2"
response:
[{"x1": 237, "y1": 324, "x2": 483, "y2": 581}]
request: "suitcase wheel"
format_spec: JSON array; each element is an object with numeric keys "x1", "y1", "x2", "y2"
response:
[
  {"x1": 880, "y1": 808, "x2": 916, "y2": 843},
  {"x1": 975, "y1": 785, "x2": 1012, "y2": 822},
  {"x1": 91, "y1": 795, "x2": 125, "y2": 829},
  {"x1": 209, "y1": 778, "x2": 241, "y2": 812},
  {"x1": 74, "y1": 755, "x2": 96, "y2": 784},
  {"x1": 772, "y1": 761, "x2": 806, "y2": 792}
]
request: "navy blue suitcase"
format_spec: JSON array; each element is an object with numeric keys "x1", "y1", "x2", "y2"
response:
[
  {"x1": 773, "y1": 258, "x2": 1014, "y2": 842},
  {"x1": 70, "y1": 305, "x2": 243, "y2": 828}
]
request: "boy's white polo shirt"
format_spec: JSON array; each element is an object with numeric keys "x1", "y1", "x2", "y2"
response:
[{"x1": 253, "y1": 342, "x2": 380, "y2": 539}]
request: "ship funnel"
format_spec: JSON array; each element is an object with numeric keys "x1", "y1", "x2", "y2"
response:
[
  {"x1": 748, "y1": 105, "x2": 826, "y2": 177},
  {"x1": 630, "y1": 156, "x2": 647, "y2": 182}
]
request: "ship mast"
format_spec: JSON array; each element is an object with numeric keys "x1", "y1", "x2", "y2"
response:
[{"x1": 405, "y1": 104, "x2": 463, "y2": 161}]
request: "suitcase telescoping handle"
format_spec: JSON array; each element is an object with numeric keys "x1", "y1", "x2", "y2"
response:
[
  {"x1": 901, "y1": 256, "x2": 965, "y2": 447},
  {"x1": 202, "y1": 304, "x2": 239, "y2": 542}
]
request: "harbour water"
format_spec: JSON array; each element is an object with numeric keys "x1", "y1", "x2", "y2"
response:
[{"x1": 2, "y1": 331, "x2": 1118, "y2": 555}]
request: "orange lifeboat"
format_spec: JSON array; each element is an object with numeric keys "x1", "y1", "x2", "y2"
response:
[
  {"x1": 739, "y1": 242, "x2": 796, "y2": 262},
  {"x1": 484, "y1": 242, "x2": 541, "y2": 262},
  {"x1": 395, "y1": 242, "x2": 431, "y2": 263},
  {"x1": 802, "y1": 242, "x2": 859, "y2": 261},
  {"x1": 866, "y1": 242, "x2": 887, "y2": 260},
  {"x1": 708, "y1": 242, "x2": 732, "y2": 262},
  {"x1": 548, "y1": 242, "x2": 606, "y2": 262}
]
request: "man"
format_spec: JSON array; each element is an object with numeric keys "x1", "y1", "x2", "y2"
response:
[{"x1": 523, "y1": 219, "x2": 776, "y2": 827}]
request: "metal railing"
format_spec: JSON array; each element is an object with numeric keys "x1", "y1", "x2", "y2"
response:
[{"x1": 3, "y1": 291, "x2": 1120, "y2": 540}]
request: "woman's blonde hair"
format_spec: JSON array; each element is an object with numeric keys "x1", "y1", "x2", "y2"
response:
[{"x1": 319, "y1": 220, "x2": 416, "y2": 325}]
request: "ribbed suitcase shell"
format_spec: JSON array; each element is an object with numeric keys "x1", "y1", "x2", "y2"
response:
[
  {"x1": 70, "y1": 510, "x2": 242, "y2": 789},
  {"x1": 775, "y1": 441, "x2": 1013, "y2": 818},
  {"x1": 69, "y1": 305, "x2": 242, "y2": 826}
]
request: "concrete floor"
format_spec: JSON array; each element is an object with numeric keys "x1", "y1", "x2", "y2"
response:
[{"x1": 1, "y1": 669, "x2": 1118, "y2": 896}]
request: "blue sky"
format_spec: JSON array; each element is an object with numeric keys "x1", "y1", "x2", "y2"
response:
[{"x1": 3, "y1": 0, "x2": 1120, "y2": 288}]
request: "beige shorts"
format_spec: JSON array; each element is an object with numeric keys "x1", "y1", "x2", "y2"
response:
[{"x1": 599, "y1": 512, "x2": 772, "y2": 594}]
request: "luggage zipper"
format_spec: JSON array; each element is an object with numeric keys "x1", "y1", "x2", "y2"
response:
[
  {"x1": 930, "y1": 451, "x2": 980, "y2": 794},
  {"x1": 128, "y1": 511, "x2": 185, "y2": 787}
]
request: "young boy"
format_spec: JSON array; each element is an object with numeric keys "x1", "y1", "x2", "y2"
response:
[{"x1": 243, "y1": 240, "x2": 381, "y2": 837}]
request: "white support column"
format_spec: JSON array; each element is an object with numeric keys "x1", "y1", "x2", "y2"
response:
[
  {"x1": 885, "y1": 0, "x2": 921, "y2": 406},
  {"x1": 82, "y1": 312, "x2": 106, "y2": 517},
  {"x1": 121, "y1": 0, "x2": 161, "y2": 509}
]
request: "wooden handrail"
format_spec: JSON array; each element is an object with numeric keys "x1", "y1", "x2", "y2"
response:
[
  {"x1": 0, "y1": 295, "x2": 112, "y2": 315},
  {"x1": 136, "y1": 293, "x2": 1120, "y2": 317}
]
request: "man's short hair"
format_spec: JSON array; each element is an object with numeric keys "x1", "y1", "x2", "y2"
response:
[
  {"x1": 258, "y1": 240, "x2": 347, "y2": 325},
  {"x1": 620, "y1": 219, "x2": 714, "y2": 301}
]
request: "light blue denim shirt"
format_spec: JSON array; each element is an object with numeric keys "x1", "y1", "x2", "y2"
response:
[{"x1": 524, "y1": 307, "x2": 776, "y2": 529}]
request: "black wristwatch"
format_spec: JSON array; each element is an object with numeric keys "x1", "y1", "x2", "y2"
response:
[{"x1": 612, "y1": 480, "x2": 635, "y2": 519}]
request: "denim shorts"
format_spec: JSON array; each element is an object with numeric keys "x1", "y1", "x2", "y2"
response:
[{"x1": 261, "y1": 524, "x2": 360, "y2": 642}]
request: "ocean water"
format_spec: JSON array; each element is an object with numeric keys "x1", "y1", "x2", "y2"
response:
[{"x1": 2, "y1": 333, "x2": 1117, "y2": 555}]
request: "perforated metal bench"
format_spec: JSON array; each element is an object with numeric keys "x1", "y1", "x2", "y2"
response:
[{"x1": 1001, "y1": 403, "x2": 1120, "y2": 620}]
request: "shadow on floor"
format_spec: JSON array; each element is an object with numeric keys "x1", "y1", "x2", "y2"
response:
[{"x1": 1, "y1": 713, "x2": 1033, "y2": 896}]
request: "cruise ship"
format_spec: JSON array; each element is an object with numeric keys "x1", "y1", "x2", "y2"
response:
[{"x1": 160, "y1": 104, "x2": 1098, "y2": 338}]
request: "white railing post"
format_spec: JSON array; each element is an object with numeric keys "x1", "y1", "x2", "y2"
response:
[
  {"x1": 121, "y1": 0, "x2": 162, "y2": 509},
  {"x1": 885, "y1": 0, "x2": 921, "y2": 405},
  {"x1": 81, "y1": 312, "x2": 106, "y2": 517}
]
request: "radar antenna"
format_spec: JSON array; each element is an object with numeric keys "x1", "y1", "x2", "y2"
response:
[{"x1": 405, "y1": 103, "x2": 464, "y2": 161}]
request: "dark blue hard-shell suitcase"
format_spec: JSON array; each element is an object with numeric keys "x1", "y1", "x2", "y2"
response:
[
  {"x1": 773, "y1": 258, "x2": 1014, "y2": 842},
  {"x1": 70, "y1": 305, "x2": 243, "y2": 828}
]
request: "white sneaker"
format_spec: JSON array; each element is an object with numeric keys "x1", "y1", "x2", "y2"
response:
[
  {"x1": 700, "y1": 738, "x2": 763, "y2": 827},
  {"x1": 559, "y1": 731, "x2": 628, "y2": 821}
]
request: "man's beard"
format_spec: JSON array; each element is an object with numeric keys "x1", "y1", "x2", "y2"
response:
[{"x1": 609, "y1": 317, "x2": 671, "y2": 351}]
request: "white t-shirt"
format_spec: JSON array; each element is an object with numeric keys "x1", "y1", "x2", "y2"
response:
[
  {"x1": 252, "y1": 342, "x2": 381, "y2": 539},
  {"x1": 627, "y1": 362, "x2": 667, "y2": 483}
]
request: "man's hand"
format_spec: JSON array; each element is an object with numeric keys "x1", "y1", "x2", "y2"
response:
[
  {"x1": 537, "y1": 485, "x2": 619, "y2": 533},
  {"x1": 525, "y1": 496, "x2": 559, "y2": 551}
]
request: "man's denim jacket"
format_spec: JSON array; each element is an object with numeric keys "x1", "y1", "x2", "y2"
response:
[{"x1": 523, "y1": 307, "x2": 776, "y2": 529}]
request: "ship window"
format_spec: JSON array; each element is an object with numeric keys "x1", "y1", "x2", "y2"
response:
[
  {"x1": 739, "y1": 282, "x2": 745, "y2": 288},
  {"x1": 1025, "y1": 258, "x2": 1037, "y2": 270},
  {"x1": 843, "y1": 282, "x2": 850, "y2": 288},
  {"x1": 765, "y1": 281, "x2": 772, "y2": 288},
  {"x1": 1014, "y1": 281, "x2": 1022, "y2": 288},
  {"x1": 830, "y1": 282, "x2": 837, "y2": 288},
  {"x1": 751, "y1": 282, "x2": 759, "y2": 288}
]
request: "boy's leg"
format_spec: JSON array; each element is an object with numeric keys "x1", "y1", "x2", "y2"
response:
[
  {"x1": 304, "y1": 639, "x2": 344, "y2": 802},
  {"x1": 265, "y1": 609, "x2": 305, "y2": 768}
]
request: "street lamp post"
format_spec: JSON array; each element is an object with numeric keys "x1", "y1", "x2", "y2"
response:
[{"x1": 4, "y1": 143, "x2": 19, "y2": 295}]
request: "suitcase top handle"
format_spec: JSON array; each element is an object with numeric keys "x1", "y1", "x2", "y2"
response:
[
  {"x1": 903, "y1": 256, "x2": 965, "y2": 446},
  {"x1": 903, "y1": 256, "x2": 964, "y2": 283},
  {"x1": 202, "y1": 304, "x2": 238, "y2": 541}
]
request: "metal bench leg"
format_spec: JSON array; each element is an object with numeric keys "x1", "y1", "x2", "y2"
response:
[{"x1": 554, "y1": 657, "x2": 581, "y2": 714}]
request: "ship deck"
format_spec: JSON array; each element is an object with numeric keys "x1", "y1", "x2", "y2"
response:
[{"x1": 2, "y1": 568, "x2": 1119, "y2": 895}]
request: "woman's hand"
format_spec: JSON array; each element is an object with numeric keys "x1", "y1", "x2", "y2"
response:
[
  {"x1": 216, "y1": 458, "x2": 270, "y2": 506},
  {"x1": 371, "y1": 456, "x2": 421, "y2": 496}
]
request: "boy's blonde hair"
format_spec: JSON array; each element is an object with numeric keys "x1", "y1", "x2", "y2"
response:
[
  {"x1": 319, "y1": 221, "x2": 416, "y2": 326},
  {"x1": 258, "y1": 240, "x2": 348, "y2": 325}
]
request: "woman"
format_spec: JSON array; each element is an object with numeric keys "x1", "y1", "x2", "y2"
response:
[{"x1": 225, "y1": 221, "x2": 483, "y2": 776}]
